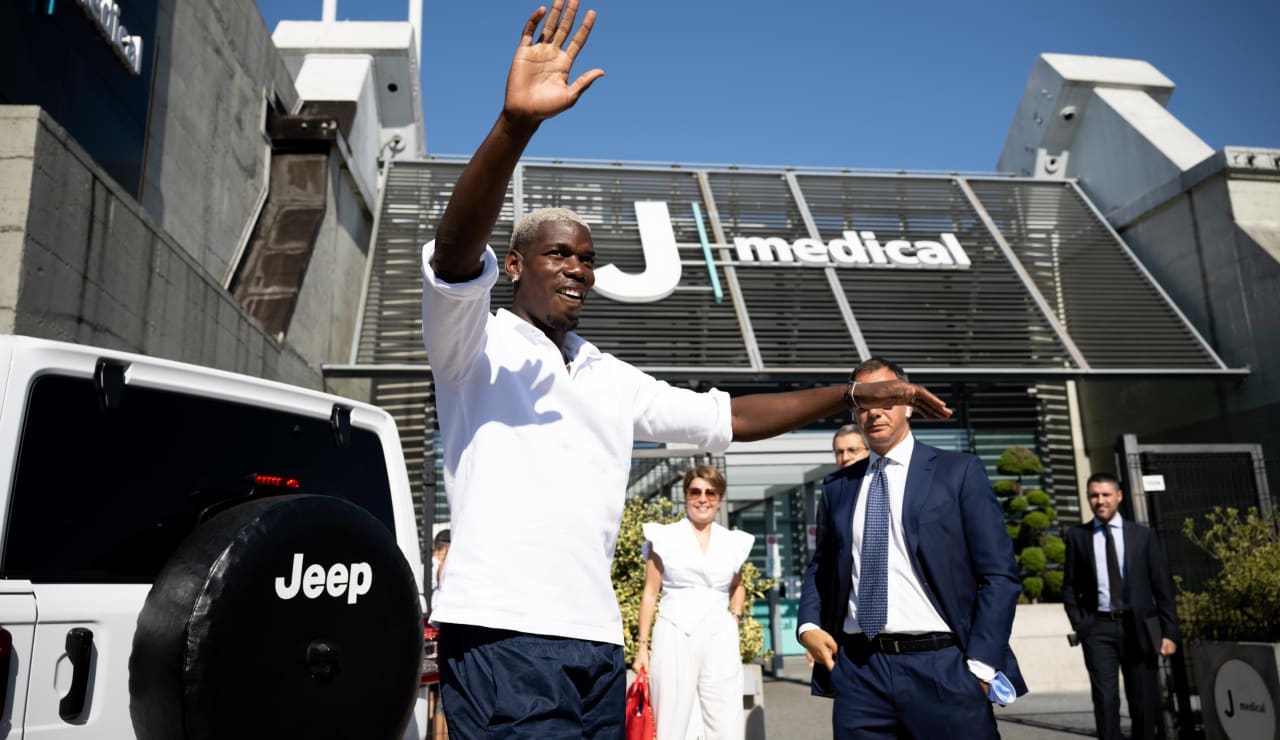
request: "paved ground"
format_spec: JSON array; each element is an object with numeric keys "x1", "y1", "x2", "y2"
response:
[{"x1": 760, "y1": 656, "x2": 1125, "y2": 739}]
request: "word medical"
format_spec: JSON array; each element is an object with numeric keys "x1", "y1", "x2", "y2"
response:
[
  {"x1": 77, "y1": 0, "x2": 144, "y2": 75},
  {"x1": 732, "y1": 231, "x2": 971, "y2": 269}
]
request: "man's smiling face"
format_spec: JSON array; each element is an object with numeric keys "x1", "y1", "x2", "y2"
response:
[{"x1": 506, "y1": 220, "x2": 596, "y2": 340}]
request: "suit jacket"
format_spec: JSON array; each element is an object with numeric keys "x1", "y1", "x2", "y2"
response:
[
  {"x1": 1061, "y1": 518, "x2": 1180, "y2": 654},
  {"x1": 798, "y1": 439, "x2": 1027, "y2": 698}
]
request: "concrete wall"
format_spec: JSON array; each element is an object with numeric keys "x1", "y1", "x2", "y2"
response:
[
  {"x1": 139, "y1": 0, "x2": 300, "y2": 283},
  {"x1": 1009, "y1": 603, "x2": 1092, "y2": 694},
  {"x1": 1078, "y1": 166, "x2": 1280, "y2": 488},
  {"x1": 998, "y1": 53, "x2": 1213, "y2": 210},
  {"x1": 286, "y1": 152, "x2": 373, "y2": 371},
  {"x1": 1068, "y1": 88, "x2": 1212, "y2": 215},
  {"x1": 1001, "y1": 53, "x2": 1280, "y2": 492},
  {"x1": 2, "y1": 0, "x2": 380, "y2": 394},
  {"x1": 1, "y1": 107, "x2": 319, "y2": 388}
]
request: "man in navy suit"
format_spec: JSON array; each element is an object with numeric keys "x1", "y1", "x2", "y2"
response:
[
  {"x1": 799, "y1": 358, "x2": 1027, "y2": 738},
  {"x1": 1062, "y1": 472, "x2": 1179, "y2": 740}
]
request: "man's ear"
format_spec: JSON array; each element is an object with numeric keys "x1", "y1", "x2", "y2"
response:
[{"x1": 504, "y1": 250, "x2": 522, "y2": 282}]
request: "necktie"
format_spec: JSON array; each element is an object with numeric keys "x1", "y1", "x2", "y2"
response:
[
  {"x1": 1103, "y1": 522, "x2": 1126, "y2": 611},
  {"x1": 857, "y1": 458, "x2": 890, "y2": 638}
]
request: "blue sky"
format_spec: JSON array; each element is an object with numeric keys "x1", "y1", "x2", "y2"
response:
[{"x1": 255, "y1": 0, "x2": 1279, "y2": 172}]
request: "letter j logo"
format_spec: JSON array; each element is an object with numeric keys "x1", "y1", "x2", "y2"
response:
[{"x1": 592, "y1": 201, "x2": 683, "y2": 303}]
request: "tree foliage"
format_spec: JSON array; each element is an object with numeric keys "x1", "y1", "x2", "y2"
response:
[
  {"x1": 612, "y1": 495, "x2": 775, "y2": 664},
  {"x1": 1176, "y1": 507, "x2": 1280, "y2": 642},
  {"x1": 1042, "y1": 535, "x2": 1066, "y2": 565},
  {"x1": 1018, "y1": 546, "x2": 1047, "y2": 574},
  {"x1": 997, "y1": 447, "x2": 1044, "y2": 479},
  {"x1": 992, "y1": 447, "x2": 1061, "y2": 603}
]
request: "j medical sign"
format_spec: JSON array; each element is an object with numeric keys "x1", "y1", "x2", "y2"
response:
[
  {"x1": 593, "y1": 201, "x2": 972, "y2": 304},
  {"x1": 74, "y1": 0, "x2": 144, "y2": 75}
]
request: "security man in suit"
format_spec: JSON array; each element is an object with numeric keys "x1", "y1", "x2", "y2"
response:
[
  {"x1": 1062, "y1": 472, "x2": 1179, "y2": 740},
  {"x1": 798, "y1": 358, "x2": 1027, "y2": 738}
]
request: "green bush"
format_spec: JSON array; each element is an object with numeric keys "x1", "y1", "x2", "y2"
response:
[
  {"x1": 1042, "y1": 535, "x2": 1066, "y2": 565},
  {"x1": 1018, "y1": 546, "x2": 1047, "y2": 574},
  {"x1": 1025, "y1": 489, "x2": 1051, "y2": 507},
  {"x1": 612, "y1": 495, "x2": 775, "y2": 664},
  {"x1": 1022, "y1": 511, "x2": 1050, "y2": 532},
  {"x1": 997, "y1": 447, "x2": 1044, "y2": 478},
  {"x1": 992, "y1": 479, "x2": 1019, "y2": 497},
  {"x1": 1177, "y1": 507, "x2": 1280, "y2": 642},
  {"x1": 991, "y1": 446, "x2": 1060, "y2": 604}
]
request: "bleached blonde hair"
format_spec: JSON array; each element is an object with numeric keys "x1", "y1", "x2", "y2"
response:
[{"x1": 509, "y1": 207, "x2": 591, "y2": 253}]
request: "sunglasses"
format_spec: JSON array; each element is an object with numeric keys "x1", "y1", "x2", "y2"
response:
[{"x1": 686, "y1": 487, "x2": 721, "y2": 501}]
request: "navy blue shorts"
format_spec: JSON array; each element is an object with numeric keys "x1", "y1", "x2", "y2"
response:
[{"x1": 438, "y1": 623, "x2": 626, "y2": 739}]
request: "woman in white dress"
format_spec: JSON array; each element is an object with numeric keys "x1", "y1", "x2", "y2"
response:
[{"x1": 633, "y1": 465, "x2": 755, "y2": 740}]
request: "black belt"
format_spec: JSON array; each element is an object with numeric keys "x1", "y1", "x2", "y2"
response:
[
  {"x1": 843, "y1": 632, "x2": 956, "y2": 655},
  {"x1": 1098, "y1": 610, "x2": 1128, "y2": 621}
]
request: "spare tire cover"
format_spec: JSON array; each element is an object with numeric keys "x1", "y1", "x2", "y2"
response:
[{"x1": 129, "y1": 494, "x2": 423, "y2": 740}]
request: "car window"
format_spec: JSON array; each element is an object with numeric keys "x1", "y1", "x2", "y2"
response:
[{"x1": 2, "y1": 373, "x2": 396, "y2": 582}]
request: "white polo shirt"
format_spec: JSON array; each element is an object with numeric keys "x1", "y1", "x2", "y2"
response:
[{"x1": 421, "y1": 242, "x2": 733, "y2": 644}]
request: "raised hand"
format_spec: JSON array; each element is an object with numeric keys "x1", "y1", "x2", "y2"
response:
[
  {"x1": 852, "y1": 378, "x2": 953, "y2": 419},
  {"x1": 505, "y1": 0, "x2": 604, "y2": 125}
]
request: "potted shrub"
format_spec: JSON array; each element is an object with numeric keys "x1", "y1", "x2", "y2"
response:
[
  {"x1": 993, "y1": 447, "x2": 1064, "y2": 602},
  {"x1": 1177, "y1": 506, "x2": 1280, "y2": 740}
]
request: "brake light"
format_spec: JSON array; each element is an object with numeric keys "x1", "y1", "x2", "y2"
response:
[
  {"x1": 421, "y1": 620, "x2": 439, "y2": 685},
  {"x1": 253, "y1": 474, "x2": 301, "y2": 490}
]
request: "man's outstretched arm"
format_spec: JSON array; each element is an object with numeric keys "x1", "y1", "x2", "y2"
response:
[
  {"x1": 730, "y1": 379, "x2": 952, "y2": 442},
  {"x1": 431, "y1": 1, "x2": 604, "y2": 283}
]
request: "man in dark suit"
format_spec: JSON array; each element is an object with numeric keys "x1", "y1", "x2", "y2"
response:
[
  {"x1": 1063, "y1": 472, "x2": 1179, "y2": 740},
  {"x1": 798, "y1": 358, "x2": 1027, "y2": 738}
]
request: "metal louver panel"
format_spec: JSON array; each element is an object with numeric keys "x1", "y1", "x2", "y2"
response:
[
  {"x1": 520, "y1": 165, "x2": 751, "y2": 368},
  {"x1": 346, "y1": 158, "x2": 1239, "y2": 377},
  {"x1": 357, "y1": 162, "x2": 469, "y2": 363},
  {"x1": 369, "y1": 377, "x2": 434, "y2": 555},
  {"x1": 1034, "y1": 382, "x2": 1082, "y2": 522},
  {"x1": 966, "y1": 180, "x2": 1222, "y2": 369},
  {"x1": 794, "y1": 175, "x2": 1071, "y2": 367},
  {"x1": 707, "y1": 172, "x2": 860, "y2": 368}
]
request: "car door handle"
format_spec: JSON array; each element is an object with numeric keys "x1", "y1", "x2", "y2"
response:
[{"x1": 59, "y1": 627, "x2": 93, "y2": 721}]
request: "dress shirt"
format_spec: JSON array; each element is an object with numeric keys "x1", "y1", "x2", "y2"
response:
[
  {"x1": 421, "y1": 241, "x2": 733, "y2": 644},
  {"x1": 842, "y1": 433, "x2": 951, "y2": 636},
  {"x1": 643, "y1": 520, "x2": 754, "y2": 635},
  {"x1": 1093, "y1": 513, "x2": 1127, "y2": 612}
]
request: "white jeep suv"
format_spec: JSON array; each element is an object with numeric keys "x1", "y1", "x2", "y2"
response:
[{"x1": 0, "y1": 336, "x2": 429, "y2": 739}]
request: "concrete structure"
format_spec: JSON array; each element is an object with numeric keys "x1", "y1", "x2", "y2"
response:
[
  {"x1": 274, "y1": 19, "x2": 427, "y2": 179},
  {"x1": 138, "y1": 0, "x2": 303, "y2": 284},
  {"x1": 1001, "y1": 53, "x2": 1280, "y2": 492},
  {"x1": 0, "y1": 108, "x2": 317, "y2": 386},
  {"x1": 1, "y1": 0, "x2": 425, "y2": 395}
]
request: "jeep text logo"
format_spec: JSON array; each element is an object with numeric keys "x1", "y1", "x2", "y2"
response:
[
  {"x1": 591, "y1": 201, "x2": 972, "y2": 304},
  {"x1": 275, "y1": 553, "x2": 372, "y2": 605}
]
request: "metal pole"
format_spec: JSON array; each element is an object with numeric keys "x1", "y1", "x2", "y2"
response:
[{"x1": 764, "y1": 496, "x2": 785, "y2": 678}]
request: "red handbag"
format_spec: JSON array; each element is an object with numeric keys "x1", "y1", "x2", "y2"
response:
[{"x1": 625, "y1": 668, "x2": 656, "y2": 740}]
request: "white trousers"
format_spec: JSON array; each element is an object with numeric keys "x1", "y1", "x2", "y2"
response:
[{"x1": 650, "y1": 612, "x2": 743, "y2": 740}]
